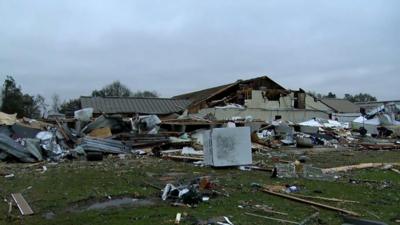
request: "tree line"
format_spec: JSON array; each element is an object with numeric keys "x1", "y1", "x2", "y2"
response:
[
  {"x1": 1, "y1": 76, "x2": 158, "y2": 118},
  {"x1": 307, "y1": 91, "x2": 377, "y2": 102}
]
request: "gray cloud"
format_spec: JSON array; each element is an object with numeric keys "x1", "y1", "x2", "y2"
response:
[{"x1": 1, "y1": 0, "x2": 399, "y2": 102}]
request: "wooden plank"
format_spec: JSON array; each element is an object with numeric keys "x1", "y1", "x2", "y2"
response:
[
  {"x1": 322, "y1": 163, "x2": 400, "y2": 173},
  {"x1": 261, "y1": 189, "x2": 359, "y2": 217},
  {"x1": 391, "y1": 168, "x2": 400, "y2": 175},
  {"x1": 290, "y1": 193, "x2": 360, "y2": 204},
  {"x1": 162, "y1": 155, "x2": 203, "y2": 161},
  {"x1": 11, "y1": 193, "x2": 34, "y2": 215}
]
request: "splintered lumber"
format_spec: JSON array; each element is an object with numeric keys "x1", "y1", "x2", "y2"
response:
[
  {"x1": 290, "y1": 194, "x2": 360, "y2": 204},
  {"x1": 8, "y1": 201, "x2": 12, "y2": 215},
  {"x1": 360, "y1": 143, "x2": 400, "y2": 150},
  {"x1": 391, "y1": 168, "x2": 400, "y2": 175},
  {"x1": 175, "y1": 213, "x2": 181, "y2": 224},
  {"x1": 162, "y1": 155, "x2": 203, "y2": 161},
  {"x1": 250, "y1": 166, "x2": 274, "y2": 172},
  {"x1": 11, "y1": 193, "x2": 34, "y2": 215},
  {"x1": 55, "y1": 119, "x2": 70, "y2": 141},
  {"x1": 244, "y1": 212, "x2": 299, "y2": 224},
  {"x1": 261, "y1": 189, "x2": 359, "y2": 217},
  {"x1": 321, "y1": 163, "x2": 400, "y2": 173}
]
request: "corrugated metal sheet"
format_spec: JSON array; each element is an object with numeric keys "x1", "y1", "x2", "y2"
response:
[{"x1": 80, "y1": 97, "x2": 192, "y2": 115}]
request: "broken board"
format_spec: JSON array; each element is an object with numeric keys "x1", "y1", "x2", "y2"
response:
[{"x1": 11, "y1": 193, "x2": 34, "y2": 215}]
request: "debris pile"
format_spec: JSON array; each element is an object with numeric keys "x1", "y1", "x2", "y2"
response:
[
  {"x1": 161, "y1": 176, "x2": 216, "y2": 206},
  {"x1": 1, "y1": 105, "x2": 399, "y2": 164},
  {"x1": 1, "y1": 104, "x2": 399, "y2": 224}
]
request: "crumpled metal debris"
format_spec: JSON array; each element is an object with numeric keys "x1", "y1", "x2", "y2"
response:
[
  {"x1": 36, "y1": 130, "x2": 66, "y2": 161},
  {"x1": 0, "y1": 133, "x2": 37, "y2": 162},
  {"x1": 79, "y1": 137, "x2": 130, "y2": 154},
  {"x1": 23, "y1": 138, "x2": 43, "y2": 161}
]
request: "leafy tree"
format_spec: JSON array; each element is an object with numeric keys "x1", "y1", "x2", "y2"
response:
[
  {"x1": 2, "y1": 76, "x2": 24, "y2": 116},
  {"x1": 91, "y1": 81, "x2": 159, "y2": 98},
  {"x1": 324, "y1": 92, "x2": 336, "y2": 98},
  {"x1": 131, "y1": 90, "x2": 159, "y2": 98},
  {"x1": 92, "y1": 81, "x2": 132, "y2": 97},
  {"x1": 307, "y1": 91, "x2": 323, "y2": 99},
  {"x1": 1, "y1": 76, "x2": 42, "y2": 118},
  {"x1": 308, "y1": 91, "x2": 337, "y2": 99},
  {"x1": 344, "y1": 94, "x2": 353, "y2": 102},
  {"x1": 344, "y1": 93, "x2": 377, "y2": 102},
  {"x1": 59, "y1": 98, "x2": 81, "y2": 114}
]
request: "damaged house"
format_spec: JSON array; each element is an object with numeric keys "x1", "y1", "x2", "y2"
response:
[{"x1": 174, "y1": 76, "x2": 333, "y2": 123}]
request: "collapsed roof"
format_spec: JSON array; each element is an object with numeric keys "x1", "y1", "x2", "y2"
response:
[{"x1": 173, "y1": 76, "x2": 286, "y2": 112}]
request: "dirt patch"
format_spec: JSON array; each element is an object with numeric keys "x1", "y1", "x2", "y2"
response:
[{"x1": 67, "y1": 195, "x2": 157, "y2": 212}]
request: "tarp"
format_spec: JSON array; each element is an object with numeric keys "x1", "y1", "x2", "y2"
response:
[
  {"x1": 74, "y1": 108, "x2": 93, "y2": 122},
  {"x1": 0, "y1": 112, "x2": 17, "y2": 126},
  {"x1": 299, "y1": 119, "x2": 322, "y2": 127},
  {"x1": 88, "y1": 127, "x2": 112, "y2": 138},
  {"x1": 353, "y1": 116, "x2": 380, "y2": 126}
]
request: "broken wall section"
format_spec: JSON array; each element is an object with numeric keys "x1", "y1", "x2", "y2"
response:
[{"x1": 198, "y1": 108, "x2": 330, "y2": 123}]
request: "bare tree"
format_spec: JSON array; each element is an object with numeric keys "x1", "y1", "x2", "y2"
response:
[
  {"x1": 91, "y1": 81, "x2": 132, "y2": 97},
  {"x1": 131, "y1": 90, "x2": 159, "y2": 98},
  {"x1": 51, "y1": 94, "x2": 61, "y2": 112}
]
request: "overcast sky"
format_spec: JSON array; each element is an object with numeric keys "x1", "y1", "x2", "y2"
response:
[{"x1": 1, "y1": 0, "x2": 399, "y2": 102}]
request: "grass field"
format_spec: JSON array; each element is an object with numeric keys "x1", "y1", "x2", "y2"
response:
[{"x1": 1, "y1": 149, "x2": 399, "y2": 225}]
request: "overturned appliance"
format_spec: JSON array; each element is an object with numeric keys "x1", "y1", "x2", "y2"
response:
[{"x1": 203, "y1": 127, "x2": 252, "y2": 167}]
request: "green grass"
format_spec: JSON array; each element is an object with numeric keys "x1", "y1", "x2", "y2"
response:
[{"x1": 0, "y1": 150, "x2": 399, "y2": 225}]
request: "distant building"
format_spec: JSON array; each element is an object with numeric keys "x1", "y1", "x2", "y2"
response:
[
  {"x1": 320, "y1": 98, "x2": 361, "y2": 122},
  {"x1": 80, "y1": 96, "x2": 192, "y2": 119}
]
